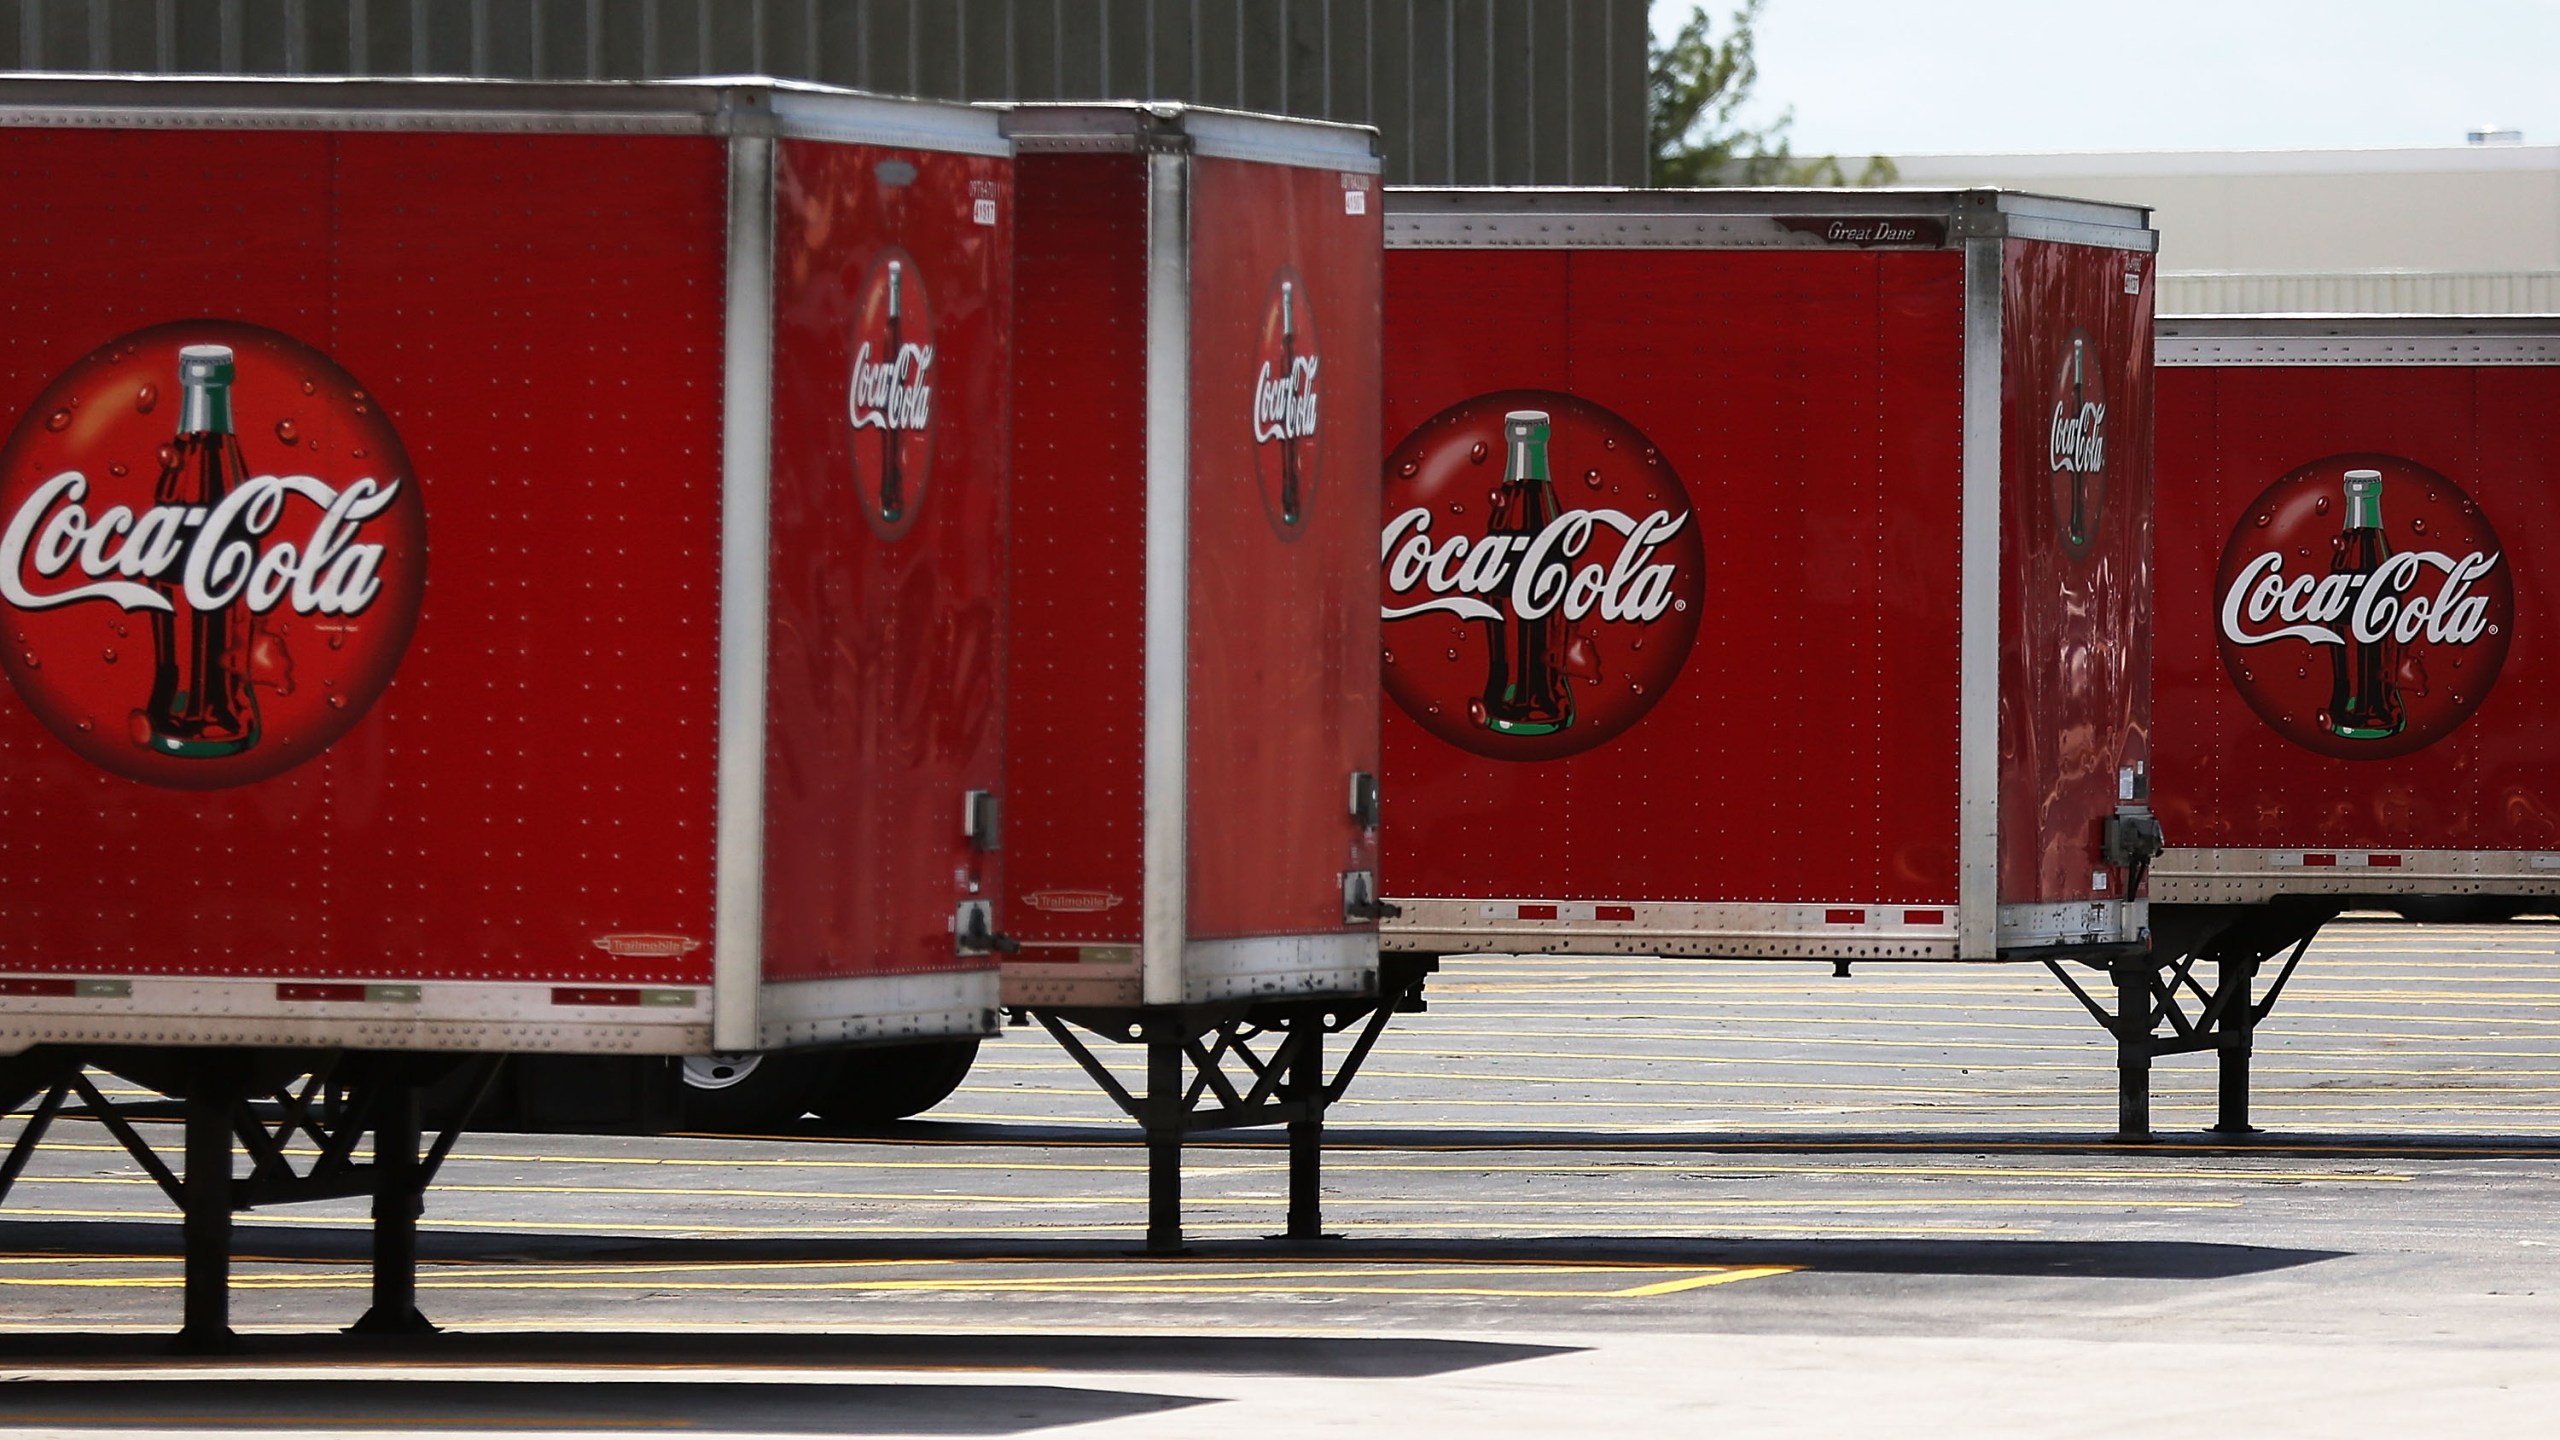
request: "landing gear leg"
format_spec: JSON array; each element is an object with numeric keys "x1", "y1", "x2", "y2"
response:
[
  {"x1": 177, "y1": 1061, "x2": 241, "y2": 1354},
  {"x1": 349, "y1": 1083, "x2": 436, "y2": 1336}
]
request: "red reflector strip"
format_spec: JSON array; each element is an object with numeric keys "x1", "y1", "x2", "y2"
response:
[
  {"x1": 2302, "y1": 853, "x2": 2338, "y2": 867},
  {"x1": 1904, "y1": 909, "x2": 1946, "y2": 925},
  {"x1": 0, "y1": 978, "x2": 76, "y2": 998},
  {"x1": 1596, "y1": 904, "x2": 1636, "y2": 922},
  {"x1": 2369, "y1": 854, "x2": 2403, "y2": 868},
  {"x1": 276, "y1": 982, "x2": 368, "y2": 1003},
  {"x1": 1825, "y1": 908, "x2": 1866, "y2": 925},
  {"x1": 552, "y1": 986, "x2": 643, "y2": 1007},
  {"x1": 1517, "y1": 904, "x2": 1559, "y2": 920}
]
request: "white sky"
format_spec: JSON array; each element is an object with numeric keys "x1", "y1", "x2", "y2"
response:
[{"x1": 1656, "y1": 0, "x2": 2560, "y2": 155}]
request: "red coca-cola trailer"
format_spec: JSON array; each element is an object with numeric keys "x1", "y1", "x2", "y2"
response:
[
  {"x1": 2138, "y1": 314, "x2": 2560, "y2": 1138},
  {"x1": 1376, "y1": 189, "x2": 2162, "y2": 975},
  {"x1": 0, "y1": 76, "x2": 1012, "y2": 1343},
  {"x1": 992, "y1": 103, "x2": 1414, "y2": 1253}
]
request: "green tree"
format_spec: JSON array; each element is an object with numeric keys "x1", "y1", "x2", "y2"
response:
[{"x1": 1648, "y1": 1, "x2": 1896, "y2": 188}]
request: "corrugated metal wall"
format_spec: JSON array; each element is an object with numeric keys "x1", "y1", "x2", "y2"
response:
[
  {"x1": 2160, "y1": 270, "x2": 2560, "y2": 316},
  {"x1": 0, "y1": 0, "x2": 1648, "y2": 184}
]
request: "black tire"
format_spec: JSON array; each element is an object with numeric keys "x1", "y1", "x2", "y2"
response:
[
  {"x1": 676, "y1": 1049, "x2": 844, "y2": 1132},
  {"x1": 811, "y1": 1039, "x2": 981, "y2": 1125}
]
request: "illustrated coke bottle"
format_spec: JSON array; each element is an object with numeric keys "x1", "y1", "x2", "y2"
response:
[
  {"x1": 2064, "y1": 336, "x2": 2090, "y2": 547},
  {"x1": 140, "y1": 344, "x2": 260, "y2": 757},
  {"x1": 1480, "y1": 410, "x2": 1574, "y2": 735},
  {"x1": 877, "y1": 259, "x2": 907, "y2": 524},
  {"x1": 1277, "y1": 280, "x2": 1303, "y2": 526},
  {"x1": 2326, "y1": 467, "x2": 2405, "y2": 739}
]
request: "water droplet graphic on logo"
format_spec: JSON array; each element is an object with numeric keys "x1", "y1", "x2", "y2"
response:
[
  {"x1": 301, "y1": 378, "x2": 318, "y2": 396},
  {"x1": 100, "y1": 648, "x2": 115, "y2": 664},
  {"x1": 1467, "y1": 441, "x2": 1488, "y2": 465},
  {"x1": 74, "y1": 716, "x2": 91, "y2": 733},
  {"x1": 2411, "y1": 516, "x2": 2428, "y2": 535},
  {"x1": 1398, "y1": 459, "x2": 1419, "y2": 477},
  {"x1": 134, "y1": 384, "x2": 157, "y2": 414},
  {"x1": 2396, "y1": 651, "x2": 2430, "y2": 696},
  {"x1": 2254, "y1": 511, "x2": 2272, "y2": 527},
  {"x1": 274, "y1": 418, "x2": 299, "y2": 446},
  {"x1": 1584, "y1": 467, "x2": 1603, "y2": 490},
  {"x1": 43, "y1": 409, "x2": 70, "y2": 432},
  {"x1": 2314, "y1": 495, "x2": 2330, "y2": 515},
  {"x1": 108, "y1": 462, "x2": 127, "y2": 478},
  {"x1": 156, "y1": 444, "x2": 178, "y2": 470},
  {"x1": 1562, "y1": 630, "x2": 1603, "y2": 683}
]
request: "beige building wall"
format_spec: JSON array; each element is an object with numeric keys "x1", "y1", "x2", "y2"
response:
[{"x1": 1891, "y1": 145, "x2": 2560, "y2": 313}]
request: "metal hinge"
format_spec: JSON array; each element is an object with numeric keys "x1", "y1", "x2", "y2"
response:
[
  {"x1": 955, "y1": 900, "x2": 1020, "y2": 956},
  {"x1": 1342, "y1": 870, "x2": 1401, "y2": 925},
  {"x1": 1348, "y1": 771, "x2": 1381, "y2": 830},
  {"x1": 964, "y1": 790, "x2": 1002, "y2": 852}
]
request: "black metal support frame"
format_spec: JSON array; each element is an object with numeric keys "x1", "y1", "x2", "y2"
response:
[
  {"x1": 2045, "y1": 904, "x2": 2333, "y2": 1140},
  {"x1": 1031, "y1": 954, "x2": 1435, "y2": 1254},
  {"x1": 0, "y1": 1048, "x2": 500, "y2": 1350}
]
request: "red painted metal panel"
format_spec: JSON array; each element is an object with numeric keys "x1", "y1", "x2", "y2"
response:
[
  {"x1": 1996, "y1": 240, "x2": 2154, "y2": 905},
  {"x1": 2154, "y1": 361, "x2": 2560, "y2": 851},
  {"x1": 0, "y1": 128, "x2": 726, "y2": 985},
  {"x1": 1381, "y1": 246, "x2": 1965, "y2": 906},
  {"x1": 761, "y1": 136, "x2": 1012, "y2": 983},
  {"x1": 1183, "y1": 156, "x2": 1382, "y2": 939},
  {"x1": 1001, "y1": 153, "x2": 1150, "y2": 947}
]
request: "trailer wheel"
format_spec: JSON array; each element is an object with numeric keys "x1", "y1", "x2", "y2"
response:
[
  {"x1": 811, "y1": 1039, "x2": 981, "y2": 1125},
  {"x1": 677, "y1": 1050, "x2": 842, "y2": 1132}
]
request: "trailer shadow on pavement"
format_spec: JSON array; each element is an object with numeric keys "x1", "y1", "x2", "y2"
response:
[
  {"x1": 0, "y1": 1217, "x2": 2343, "y2": 1291},
  {"x1": 0, "y1": 1377, "x2": 1215, "y2": 1435}
]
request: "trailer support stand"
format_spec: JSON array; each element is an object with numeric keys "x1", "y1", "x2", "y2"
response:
[
  {"x1": 2111, "y1": 957, "x2": 2155, "y2": 1143},
  {"x1": 178, "y1": 1064, "x2": 240, "y2": 1354},
  {"x1": 2211, "y1": 954, "x2": 2262, "y2": 1135},
  {"x1": 1030, "y1": 955, "x2": 1436, "y2": 1252},
  {"x1": 1286, "y1": 1011, "x2": 1325, "y2": 1243},
  {"x1": 1144, "y1": 1019, "x2": 1186, "y2": 1256},
  {"x1": 349, "y1": 1083, "x2": 435, "y2": 1337}
]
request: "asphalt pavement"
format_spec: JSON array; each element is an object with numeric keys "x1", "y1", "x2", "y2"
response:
[{"x1": 3, "y1": 916, "x2": 2559, "y2": 1435}]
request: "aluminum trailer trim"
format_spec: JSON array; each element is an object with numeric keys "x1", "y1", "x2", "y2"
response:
[
  {"x1": 1384, "y1": 186, "x2": 2152, "y2": 251},
  {"x1": 0, "y1": 73, "x2": 1007, "y2": 153},
  {"x1": 2157, "y1": 314, "x2": 2560, "y2": 366},
  {"x1": 2155, "y1": 847, "x2": 2560, "y2": 905}
]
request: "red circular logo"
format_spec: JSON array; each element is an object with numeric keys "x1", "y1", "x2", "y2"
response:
[
  {"x1": 2046, "y1": 327, "x2": 2109, "y2": 558},
  {"x1": 846, "y1": 248, "x2": 937, "y2": 541},
  {"x1": 1381, "y1": 390, "x2": 1704, "y2": 761},
  {"x1": 0, "y1": 321, "x2": 427, "y2": 788},
  {"x1": 2214, "y1": 453, "x2": 2513, "y2": 760},
  {"x1": 1250, "y1": 267, "x2": 1320, "y2": 539}
]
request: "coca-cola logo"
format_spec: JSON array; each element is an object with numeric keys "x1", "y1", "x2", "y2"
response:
[
  {"x1": 2047, "y1": 327, "x2": 2108, "y2": 557},
  {"x1": 2215, "y1": 453, "x2": 2514, "y2": 760},
  {"x1": 1380, "y1": 390, "x2": 1704, "y2": 761},
  {"x1": 846, "y1": 248, "x2": 937, "y2": 541},
  {"x1": 0, "y1": 321, "x2": 427, "y2": 788},
  {"x1": 1251, "y1": 268, "x2": 1320, "y2": 538}
]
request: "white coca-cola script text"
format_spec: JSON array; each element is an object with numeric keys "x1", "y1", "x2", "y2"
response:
[
  {"x1": 2050, "y1": 401, "x2": 2106, "y2": 474},
  {"x1": 848, "y1": 342, "x2": 934, "y2": 431},
  {"x1": 1253, "y1": 356, "x2": 1320, "y2": 443},
  {"x1": 2219, "y1": 548, "x2": 2502, "y2": 648},
  {"x1": 1380, "y1": 506, "x2": 1691, "y2": 624},
  {"x1": 2, "y1": 470, "x2": 400, "y2": 616}
]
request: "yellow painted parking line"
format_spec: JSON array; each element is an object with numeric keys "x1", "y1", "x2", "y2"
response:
[
  {"x1": 0, "y1": 1211, "x2": 2036, "y2": 1237},
  {"x1": 0, "y1": 1266, "x2": 1799, "y2": 1300}
]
